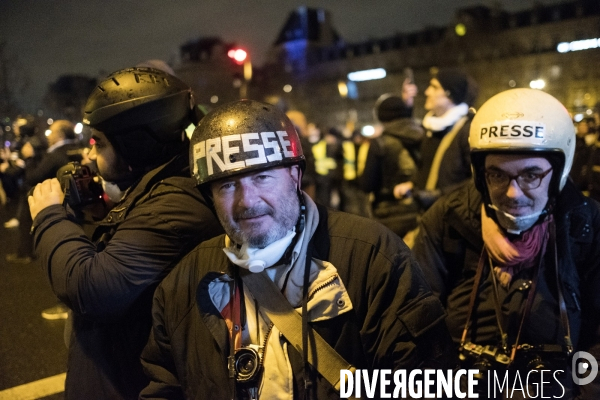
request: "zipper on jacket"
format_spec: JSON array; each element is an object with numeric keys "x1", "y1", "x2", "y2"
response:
[
  {"x1": 260, "y1": 322, "x2": 274, "y2": 361},
  {"x1": 564, "y1": 282, "x2": 581, "y2": 311},
  {"x1": 570, "y1": 291, "x2": 581, "y2": 311},
  {"x1": 307, "y1": 275, "x2": 339, "y2": 302}
]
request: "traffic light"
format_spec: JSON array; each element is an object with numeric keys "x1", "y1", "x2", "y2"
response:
[{"x1": 228, "y1": 48, "x2": 247, "y2": 65}]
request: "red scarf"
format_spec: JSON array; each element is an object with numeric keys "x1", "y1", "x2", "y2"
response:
[{"x1": 481, "y1": 205, "x2": 551, "y2": 287}]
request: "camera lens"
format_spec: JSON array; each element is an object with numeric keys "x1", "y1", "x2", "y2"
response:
[
  {"x1": 235, "y1": 347, "x2": 261, "y2": 383},
  {"x1": 472, "y1": 359, "x2": 492, "y2": 380},
  {"x1": 527, "y1": 355, "x2": 545, "y2": 371}
]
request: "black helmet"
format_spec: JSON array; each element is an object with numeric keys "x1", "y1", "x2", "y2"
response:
[
  {"x1": 190, "y1": 100, "x2": 305, "y2": 188},
  {"x1": 83, "y1": 67, "x2": 198, "y2": 169}
]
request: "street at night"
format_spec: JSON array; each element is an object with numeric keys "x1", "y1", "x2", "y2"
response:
[
  {"x1": 1, "y1": 0, "x2": 600, "y2": 399},
  {"x1": 0, "y1": 205, "x2": 66, "y2": 399}
]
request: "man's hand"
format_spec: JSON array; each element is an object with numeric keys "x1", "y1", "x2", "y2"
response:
[
  {"x1": 393, "y1": 181, "x2": 414, "y2": 199},
  {"x1": 401, "y1": 78, "x2": 418, "y2": 108},
  {"x1": 28, "y1": 178, "x2": 64, "y2": 220}
]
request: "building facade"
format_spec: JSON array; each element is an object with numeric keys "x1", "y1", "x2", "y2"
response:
[{"x1": 176, "y1": 0, "x2": 600, "y2": 129}]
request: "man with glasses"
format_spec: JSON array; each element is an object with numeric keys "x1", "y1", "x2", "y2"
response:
[{"x1": 412, "y1": 89, "x2": 600, "y2": 398}]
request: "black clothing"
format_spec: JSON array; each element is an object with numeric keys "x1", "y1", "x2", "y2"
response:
[
  {"x1": 413, "y1": 181, "x2": 600, "y2": 398},
  {"x1": 585, "y1": 140, "x2": 600, "y2": 201},
  {"x1": 32, "y1": 155, "x2": 223, "y2": 399},
  {"x1": 361, "y1": 119, "x2": 422, "y2": 206},
  {"x1": 570, "y1": 136, "x2": 591, "y2": 191},
  {"x1": 361, "y1": 119, "x2": 422, "y2": 236},
  {"x1": 141, "y1": 207, "x2": 455, "y2": 399},
  {"x1": 414, "y1": 118, "x2": 472, "y2": 197},
  {"x1": 312, "y1": 136, "x2": 344, "y2": 208}
]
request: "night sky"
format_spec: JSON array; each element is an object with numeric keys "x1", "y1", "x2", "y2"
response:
[{"x1": 1, "y1": 0, "x2": 563, "y2": 113}]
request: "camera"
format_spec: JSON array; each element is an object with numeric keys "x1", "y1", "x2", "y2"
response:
[
  {"x1": 460, "y1": 342, "x2": 568, "y2": 374},
  {"x1": 234, "y1": 345, "x2": 264, "y2": 384},
  {"x1": 56, "y1": 162, "x2": 104, "y2": 207},
  {"x1": 513, "y1": 343, "x2": 568, "y2": 372},
  {"x1": 460, "y1": 342, "x2": 511, "y2": 378}
]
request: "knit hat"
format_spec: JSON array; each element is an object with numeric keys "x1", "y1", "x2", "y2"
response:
[
  {"x1": 374, "y1": 94, "x2": 412, "y2": 122},
  {"x1": 436, "y1": 68, "x2": 478, "y2": 106}
]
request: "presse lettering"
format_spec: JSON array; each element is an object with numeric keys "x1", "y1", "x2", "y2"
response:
[
  {"x1": 480, "y1": 122, "x2": 545, "y2": 140},
  {"x1": 193, "y1": 131, "x2": 294, "y2": 177}
]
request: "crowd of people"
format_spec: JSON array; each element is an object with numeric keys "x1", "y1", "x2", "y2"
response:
[{"x1": 1, "y1": 63, "x2": 599, "y2": 400}]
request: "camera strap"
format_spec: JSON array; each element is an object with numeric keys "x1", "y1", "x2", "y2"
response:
[
  {"x1": 509, "y1": 245, "x2": 543, "y2": 362},
  {"x1": 240, "y1": 268, "x2": 357, "y2": 398},
  {"x1": 460, "y1": 248, "x2": 489, "y2": 346},
  {"x1": 461, "y1": 243, "x2": 544, "y2": 362},
  {"x1": 462, "y1": 218, "x2": 573, "y2": 365},
  {"x1": 488, "y1": 253, "x2": 509, "y2": 351},
  {"x1": 550, "y1": 220, "x2": 573, "y2": 354}
]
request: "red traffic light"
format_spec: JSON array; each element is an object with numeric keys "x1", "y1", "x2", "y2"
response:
[{"x1": 228, "y1": 48, "x2": 247, "y2": 64}]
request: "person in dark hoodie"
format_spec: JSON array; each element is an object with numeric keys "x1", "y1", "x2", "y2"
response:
[
  {"x1": 27, "y1": 67, "x2": 223, "y2": 399},
  {"x1": 361, "y1": 79, "x2": 424, "y2": 237}
]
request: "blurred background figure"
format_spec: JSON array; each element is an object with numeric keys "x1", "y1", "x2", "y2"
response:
[
  {"x1": 11, "y1": 120, "x2": 84, "y2": 266},
  {"x1": 22, "y1": 120, "x2": 84, "y2": 186},
  {"x1": 286, "y1": 109, "x2": 317, "y2": 200},
  {"x1": 311, "y1": 124, "x2": 345, "y2": 208},
  {"x1": 392, "y1": 68, "x2": 478, "y2": 246},
  {"x1": 583, "y1": 116, "x2": 600, "y2": 202},
  {"x1": 394, "y1": 68, "x2": 478, "y2": 210},
  {"x1": 1, "y1": 115, "x2": 46, "y2": 263},
  {"x1": 339, "y1": 126, "x2": 372, "y2": 217},
  {"x1": 570, "y1": 116, "x2": 597, "y2": 191},
  {"x1": 361, "y1": 80, "x2": 423, "y2": 237}
]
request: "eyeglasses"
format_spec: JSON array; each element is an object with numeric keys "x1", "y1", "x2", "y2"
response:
[{"x1": 484, "y1": 168, "x2": 553, "y2": 190}]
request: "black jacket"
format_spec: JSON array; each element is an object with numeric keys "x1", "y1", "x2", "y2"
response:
[
  {"x1": 361, "y1": 118, "x2": 423, "y2": 206},
  {"x1": 413, "y1": 181, "x2": 600, "y2": 398},
  {"x1": 32, "y1": 155, "x2": 223, "y2": 400},
  {"x1": 141, "y1": 207, "x2": 455, "y2": 399},
  {"x1": 414, "y1": 118, "x2": 472, "y2": 194}
]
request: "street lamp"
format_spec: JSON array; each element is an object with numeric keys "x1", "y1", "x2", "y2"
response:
[{"x1": 530, "y1": 79, "x2": 546, "y2": 90}]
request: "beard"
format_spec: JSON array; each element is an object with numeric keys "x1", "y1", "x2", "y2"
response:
[{"x1": 216, "y1": 180, "x2": 300, "y2": 249}]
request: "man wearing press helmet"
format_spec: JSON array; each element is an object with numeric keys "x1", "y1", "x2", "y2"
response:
[
  {"x1": 413, "y1": 88, "x2": 600, "y2": 398},
  {"x1": 27, "y1": 67, "x2": 222, "y2": 399},
  {"x1": 140, "y1": 100, "x2": 455, "y2": 399}
]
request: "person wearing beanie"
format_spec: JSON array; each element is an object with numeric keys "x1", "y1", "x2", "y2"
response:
[
  {"x1": 393, "y1": 68, "x2": 478, "y2": 237},
  {"x1": 361, "y1": 79, "x2": 424, "y2": 237}
]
